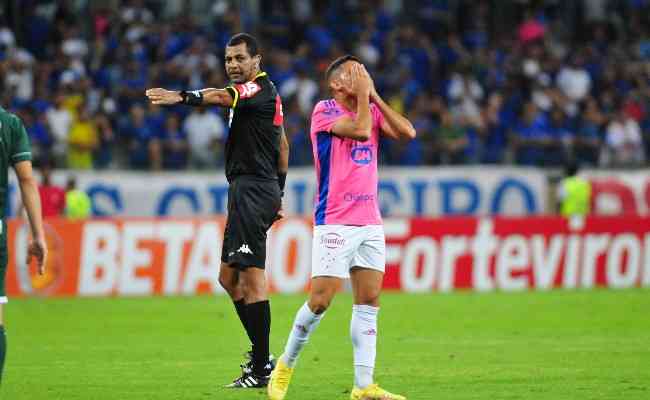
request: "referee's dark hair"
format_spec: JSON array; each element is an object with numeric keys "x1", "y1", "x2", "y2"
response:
[
  {"x1": 325, "y1": 55, "x2": 362, "y2": 81},
  {"x1": 227, "y1": 33, "x2": 260, "y2": 57}
]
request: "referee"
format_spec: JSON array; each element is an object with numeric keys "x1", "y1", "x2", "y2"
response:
[{"x1": 146, "y1": 33, "x2": 289, "y2": 388}]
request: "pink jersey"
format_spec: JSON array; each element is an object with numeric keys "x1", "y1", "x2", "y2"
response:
[{"x1": 310, "y1": 99, "x2": 385, "y2": 226}]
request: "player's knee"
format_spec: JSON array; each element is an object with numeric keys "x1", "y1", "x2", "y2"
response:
[
  {"x1": 308, "y1": 295, "x2": 332, "y2": 314},
  {"x1": 242, "y1": 277, "x2": 267, "y2": 302},
  {"x1": 357, "y1": 290, "x2": 380, "y2": 307}
]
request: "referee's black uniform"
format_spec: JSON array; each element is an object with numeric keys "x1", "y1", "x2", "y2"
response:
[{"x1": 222, "y1": 72, "x2": 283, "y2": 269}]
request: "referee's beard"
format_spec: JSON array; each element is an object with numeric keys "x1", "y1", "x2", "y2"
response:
[{"x1": 228, "y1": 66, "x2": 260, "y2": 83}]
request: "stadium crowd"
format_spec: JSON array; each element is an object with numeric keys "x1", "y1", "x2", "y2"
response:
[{"x1": 1, "y1": 0, "x2": 650, "y2": 170}]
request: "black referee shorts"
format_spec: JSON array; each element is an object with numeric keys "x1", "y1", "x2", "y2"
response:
[{"x1": 221, "y1": 176, "x2": 281, "y2": 269}]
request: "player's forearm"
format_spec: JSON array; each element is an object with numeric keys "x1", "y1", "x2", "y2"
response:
[
  {"x1": 354, "y1": 92, "x2": 372, "y2": 139},
  {"x1": 18, "y1": 176, "x2": 45, "y2": 240},
  {"x1": 373, "y1": 95, "x2": 416, "y2": 139}
]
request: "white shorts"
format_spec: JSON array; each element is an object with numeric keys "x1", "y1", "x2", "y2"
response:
[{"x1": 312, "y1": 225, "x2": 385, "y2": 279}]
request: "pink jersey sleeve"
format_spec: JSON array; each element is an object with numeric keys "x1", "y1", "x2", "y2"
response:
[{"x1": 310, "y1": 100, "x2": 345, "y2": 134}]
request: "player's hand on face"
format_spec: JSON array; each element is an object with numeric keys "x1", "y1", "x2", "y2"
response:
[
  {"x1": 145, "y1": 88, "x2": 182, "y2": 105},
  {"x1": 360, "y1": 65, "x2": 379, "y2": 101},
  {"x1": 352, "y1": 63, "x2": 371, "y2": 97},
  {"x1": 28, "y1": 237, "x2": 47, "y2": 275}
]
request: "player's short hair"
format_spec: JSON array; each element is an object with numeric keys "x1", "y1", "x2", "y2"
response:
[
  {"x1": 227, "y1": 33, "x2": 260, "y2": 57},
  {"x1": 325, "y1": 55, "x2": 362, "y2": 81}
]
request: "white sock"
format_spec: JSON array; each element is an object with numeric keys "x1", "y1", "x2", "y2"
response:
[
  {"x1": 281, "y1": 302, "x2": 324, "y2": 367},
  {"x1": 351, "y1": 304, "x2": 379, "y2": 389}
]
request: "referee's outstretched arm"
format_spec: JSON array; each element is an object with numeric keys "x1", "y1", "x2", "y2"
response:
[{"x1": 145, "y1": 87, "x2": 234, "y2": 108}]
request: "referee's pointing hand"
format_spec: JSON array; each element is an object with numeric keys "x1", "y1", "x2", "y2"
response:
[{"x1": 145, "y1": 88, "x2": 182, "y2": 105}]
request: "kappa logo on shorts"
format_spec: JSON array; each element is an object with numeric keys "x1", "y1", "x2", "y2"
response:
[
  {"x1": 321, "y1": 232, "x2": 345, "y2": 249},
  {"x1": 362, "y1": 328, "x2": 377, "y2": 336},
  {"x1": 237, "y1": 244, "x2": 253, "y2": 254}
]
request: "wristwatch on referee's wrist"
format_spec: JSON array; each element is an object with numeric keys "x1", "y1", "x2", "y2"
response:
[{"x1": 179, "y1": 90, "x2": 203, "y2": 106}]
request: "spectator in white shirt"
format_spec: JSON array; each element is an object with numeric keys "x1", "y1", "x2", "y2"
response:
[
  {"x1": 280, "y1": 65, "x2": 318, "y2": 116},
  {"x1": 61, "y1": 26, "x2": 89, "y2": 59},
  {"x1": 603, "y1": 109, "x2": 645, "y2": 166},
  {"x1": 4, "y1": 50, "x2": 35, "y2": 101},
  {"x1": 556, "y1": 55, "x2": 591, "y2": 116},
  {"x1": 448, "y1": 65, "x2": 484, "y2": 128},
  {"x1": 45, "y1": 94, "x2": 74, "y2": 164},
  {"x1": 183, "y1": 107, "x2": 225, "y2": 168}
]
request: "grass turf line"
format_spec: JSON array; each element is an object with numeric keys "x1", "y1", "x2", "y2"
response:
[{"x1": 2, "y1": 290, "x2": 649, "y2": 399}]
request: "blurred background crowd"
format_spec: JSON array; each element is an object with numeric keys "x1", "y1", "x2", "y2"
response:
[{"x1": 1, "y1": 0, "x2": 650, "y2": 170}]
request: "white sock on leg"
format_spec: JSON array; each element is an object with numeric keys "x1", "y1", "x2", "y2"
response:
[
  {"x1": 351, "y1": 304, "x2": 379, "y2": 389},
  {"x1": 281, "y1": 302, "x2": 324, "y2": 367}
]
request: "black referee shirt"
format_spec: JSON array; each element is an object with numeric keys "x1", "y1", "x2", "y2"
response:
[{"x1": 224, "y1": 72, "x2": 283, "y2": 183}]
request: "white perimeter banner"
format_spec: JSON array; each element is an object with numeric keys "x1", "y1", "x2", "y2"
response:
[{"x1": 7, "y1": 167, "x2": 549, "y2": 217}]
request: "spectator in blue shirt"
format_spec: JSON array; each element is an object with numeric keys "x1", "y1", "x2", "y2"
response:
[
  {"x1": 161, "y1": 113, "x2": 188, "y2": 170},
  {"x1": 122, "y1": 104, "x2": 161, "y2": 170},
  {"x1": 546, "y1": 108, "x2": 572, "y2": 166},
  {"x1": 575, "y1": 98, "x2": 605, "y2": 166},
  {"x1": 481, "y1": 92, "x2": 509, "y2": 163},
  {"x1": 21, "y1": 106, "x2": 53, "y2": 162},
  {"x1": 512, "y1": 101, "x2": 552, "y2": 166}
]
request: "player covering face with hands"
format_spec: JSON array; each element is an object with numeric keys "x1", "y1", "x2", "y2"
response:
[
  {"x1": 146, "y1": 33, "x2": 289, "y2": 389},
  {"x1": 268, "y1": 57, "x2": 415, "y2": 400},
  {"x1": 0, "y1": 106, "x2": 47, "y2": 386}
]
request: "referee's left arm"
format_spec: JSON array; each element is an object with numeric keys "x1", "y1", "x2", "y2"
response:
[
  {"x1": 199, "y1": 88, "x2": 234, "y2": 107},
  {"x1": 145, "y1": 87, "x2": 234, "y2": 107}
]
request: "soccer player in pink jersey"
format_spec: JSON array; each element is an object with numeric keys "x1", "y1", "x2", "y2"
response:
[{"x1": 268, "y1": 56, "x2": 415, "y2": 400}]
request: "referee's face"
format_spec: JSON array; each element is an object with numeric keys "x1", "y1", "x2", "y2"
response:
[{"x1": 225, "y1": 43, "x2": 260, "y2": 83}]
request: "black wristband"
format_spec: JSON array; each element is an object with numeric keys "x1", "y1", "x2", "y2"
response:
[
  {"x1": 278, "y1": 172, "x2": 287, "y2": 197},
  {"x1": 180, "y1": 90, "x2": 203, "y2": 106}
]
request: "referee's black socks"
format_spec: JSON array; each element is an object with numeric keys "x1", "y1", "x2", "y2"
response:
[
  {"x1": 233, "y1": 299, "x2": 254, "y2": 346},
  {"x1": 246, "y1": 300, "x2": 271, "y2": 376}
]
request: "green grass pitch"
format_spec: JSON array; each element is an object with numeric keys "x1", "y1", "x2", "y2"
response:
[{"x1": 2, "y1": 290, "x2": 649, "y2": 399}]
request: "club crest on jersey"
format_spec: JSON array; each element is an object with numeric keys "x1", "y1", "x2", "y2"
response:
[
  {"x1": 351, "y1": 145, "x2": 373, "y2": 165},
  {"x1": 236, "y1": 81, "x2": 261, "y2": 98},
  {"x1": 321, "y1": 232, "x2": 345, "y2": 249}
]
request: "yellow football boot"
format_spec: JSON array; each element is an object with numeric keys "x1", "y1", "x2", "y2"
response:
[
  {"x1": 350, "y1": 383, "x2": 406, "y2": 400},
  {"x1": 267, "y1": 356, "x2": 294, "y2": 400}
]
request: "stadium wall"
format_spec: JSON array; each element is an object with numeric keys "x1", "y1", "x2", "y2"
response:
[
  {"x1": 8, "y1": 167, "x2": 650, "y2": 217},
  {"x1": 6, "y1": 216, "x2": 650, "y2": 298},
  {"x1": 8, "y1": 167, "x2": 549, "y2": 217}
]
